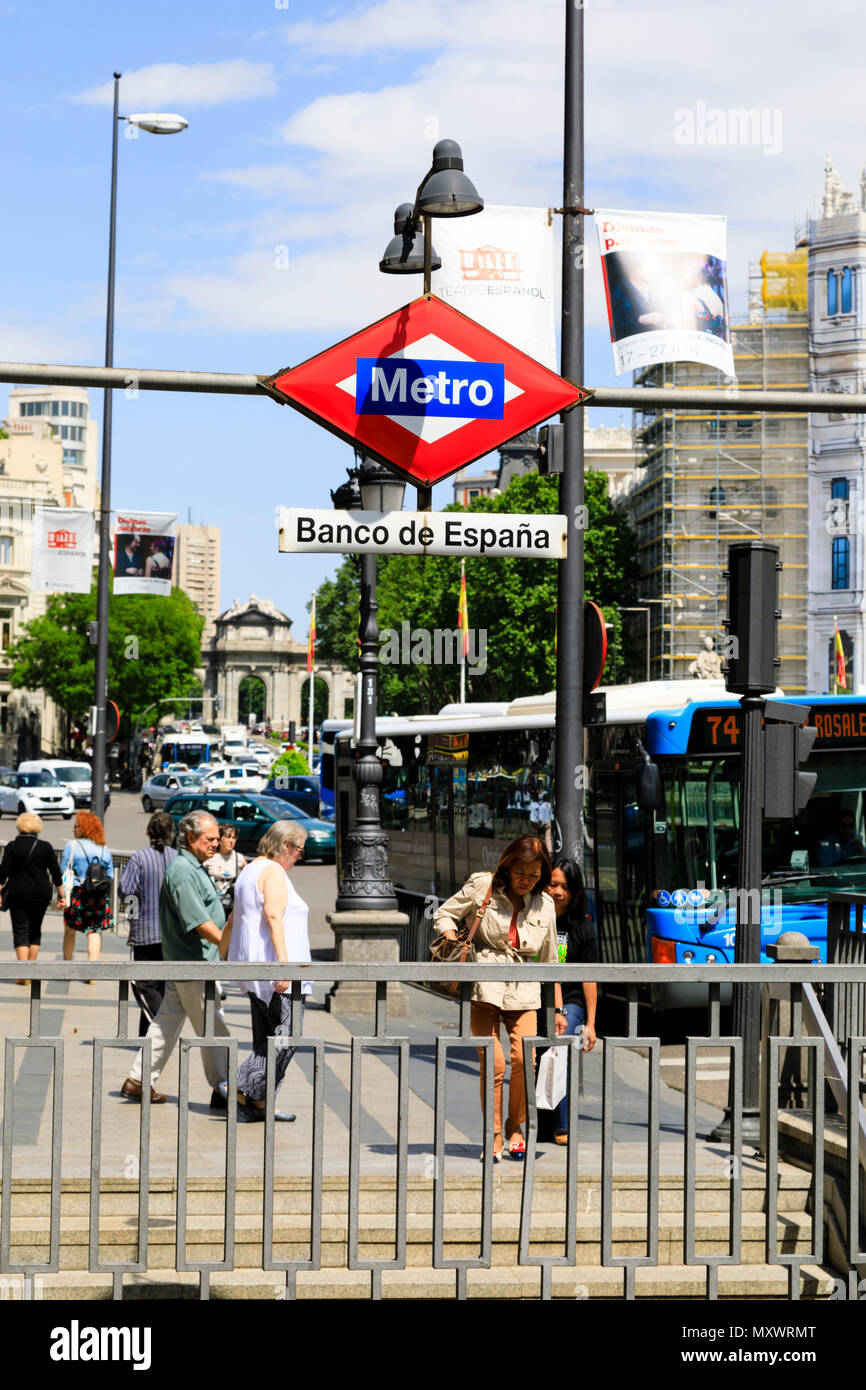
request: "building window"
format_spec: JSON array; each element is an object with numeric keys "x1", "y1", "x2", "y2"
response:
[
  {"x1": 832, "y1": 535, "x2": 851, "y2": 589},
  {"x1": 832, "y1": 477, "x2": 850, "y2": 500},
  {"x1": 841, "y1": 267, "x2": 853, "y2": 314},
  {"x1": 0, "y1": 610, "x2": 12, "y2": 649},
  {"x1": 0, "y1": 539, "x2": 12, "y2": 566},
  {"x1": 828, "y1": 270, "x2": 839, "y2": 315}
]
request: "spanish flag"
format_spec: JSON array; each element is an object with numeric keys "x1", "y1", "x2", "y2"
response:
[
  {"x1": 458, "y1": 560, "x2": 469, "y2": 660},
  {"x1": 307, "y1": 592, "x2": 316, "y2": 674},
  {"x1": 834, "y1": 617, "x2": 847, "y2": 692}
]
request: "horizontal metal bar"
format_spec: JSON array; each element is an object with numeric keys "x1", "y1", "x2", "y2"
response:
[
  {"x1": 591, "y1": 385, "x2": 866, "y2": 414},
  {"x1": 1, "y1": 962, "x2": 864, "y2": 983},
  {"x1": 3, "y1": 359, "x2": 866, "y2": 415},
  {"x1": 0, "y1": 361, "x2": 266, "y2": 395}
]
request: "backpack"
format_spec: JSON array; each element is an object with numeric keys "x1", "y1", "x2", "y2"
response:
[{"x1": 79, "y1": 848, "x2": 110, "y2": 899}]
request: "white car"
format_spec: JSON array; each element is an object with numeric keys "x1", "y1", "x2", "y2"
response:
[
  {"x1": 202, "y1": 766, "x2": 265, "y2": 792},
  {"x1": 0, "y1": 771, "x2": 74, "y2": 818}
]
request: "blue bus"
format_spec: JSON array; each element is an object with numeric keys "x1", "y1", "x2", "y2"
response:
[{"x1": 327, "y1": 683, "x2": 866, "y2": 1007}]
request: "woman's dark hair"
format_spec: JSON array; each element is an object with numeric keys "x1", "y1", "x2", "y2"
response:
[
  {"x1": 146, "y1": 811, "x2": 174, "y2": 851},
  {"x1": 552, "y1": 857, "x2": 587, "y2": 924},
  {"x1": 492, "y1": 834, "x2": 552, "y2": 894}
]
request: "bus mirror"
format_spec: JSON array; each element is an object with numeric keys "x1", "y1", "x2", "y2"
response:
[{"x1": 636, "y1": 741, "x2": 665, "y2": 813}]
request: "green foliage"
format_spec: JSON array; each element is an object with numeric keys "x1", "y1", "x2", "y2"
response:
[
  {"x1": 9, "y1": 579, "x2": 203, "y2": 733},
  {"x1": 238, "y1": 674, "x2": 267, "y2": 724},
  {"x1": 271, "y1": 748, "x2": 311, "y2": 777},
  {"x1": 315, "y1": 467, "x2": 639, "y2": 712},
  {"x1": 301, "y1": 676, "x2": 329, "y2": 726}
]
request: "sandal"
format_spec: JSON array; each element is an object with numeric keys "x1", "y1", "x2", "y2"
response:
[
  {"x1": 506, "y1": 1135, "x2": 526, "y2": 1160},
  {"x1": 554, "y1": 1133, "x2": 568, "y2": 1145},
  {"x1": 480, "y1": 1139, "x2": 504, "y2": 1164},
  {"x1": 236, "y1": 1098, "x2": 265, "y2": 1124}
]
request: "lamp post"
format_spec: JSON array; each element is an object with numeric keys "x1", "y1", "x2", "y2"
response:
[
  {"x1": 90, "y1": 74, "x2": 187, "y2": 821},
  {"x1": 379, "y1": 139, "x2": 483, "y2": 509}
]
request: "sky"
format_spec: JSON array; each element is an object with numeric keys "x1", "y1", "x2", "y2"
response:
[{"x1": 1, "y1": 0, "x2": 864, "y2": 638}]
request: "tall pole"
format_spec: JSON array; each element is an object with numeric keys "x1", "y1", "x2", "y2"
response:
[
  {"x1": 335, "y1": 547, "x2": 397, "y2": 911},
  {"x1": 554, "y1": 2, "x2": 585, "y2": 862},
  {"x1": 91, "y1": 72, "x2": 121, "y2": 823}
]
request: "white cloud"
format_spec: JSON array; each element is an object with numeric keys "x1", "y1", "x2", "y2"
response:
[
  {"x1": 70, "y1": 61, "x2": 277, "y2": 109},
  {"x1": 144, "y1": 0, "x2": 866, "y2": 345}
]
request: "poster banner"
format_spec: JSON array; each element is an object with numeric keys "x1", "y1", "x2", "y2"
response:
[
  {"x1": 112, "y1": 511, "x2": 177, "y2": 595},
  {"x1": 430, "y1": 205, "x2": 557, "y2": 369},
  {"x1": 593, "y1": 209, "x2": 734, "y2": 378},
  {"x1": 31, "y1": 507, "x2": 94, "y2": 594}
]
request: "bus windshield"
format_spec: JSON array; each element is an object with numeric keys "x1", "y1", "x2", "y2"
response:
[{"x1": 659, "y1": 752, "x2": 866, "y2": 897}]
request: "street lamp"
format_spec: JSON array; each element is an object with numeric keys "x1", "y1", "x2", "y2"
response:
[
  {"x1": 333, "y1": 456, "x2": 406, "y2": 913},
  {"x1": 379, "y1": 139, "x2": 483, "y2": 510},
  {"x1": 90, "y1": 74, "x2": 187, "y2": 822}
]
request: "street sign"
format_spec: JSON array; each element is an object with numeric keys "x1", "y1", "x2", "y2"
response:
[
  {"x1": 261, "y1": 295, "x2": 590, "y2": 487},
  {"x1": 278, "y1": 507, "x2": 567, "y2": 559}
]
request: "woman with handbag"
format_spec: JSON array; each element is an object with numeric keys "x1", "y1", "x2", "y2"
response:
[
  {"x1": 59, "y1": 811, "x2": 114, "y2": 981},
  {"x1": 0, "y1": 812, "x2": 64, "y2": 983},
  {"x1": 433, "y1": 834, "x2": 566, "y2": 1163}
]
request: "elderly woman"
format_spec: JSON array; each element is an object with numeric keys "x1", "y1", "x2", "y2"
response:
[
  {"x1": 60, "y1": 811, "x2": 114, "y2": 977},
  {"x1": 434, "y1": 834, "x2": 566, "y2": 1162},
  {"x1": 0, "y1": 812, "x2": 64, "y2": 983},
  {"x1": 120, "y1": 811, "x2": 177, "y2": 1035},
  {"x1": 220, "y1": 820, "x2": 311, "y2": 1123}
]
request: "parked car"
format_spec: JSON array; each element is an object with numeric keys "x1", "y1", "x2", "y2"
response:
[
  {"x1": 163, "y1": 790, "x2": 335, "y2": 861},
  {"x1": 0, "y1": 770, "x2": 74, "y2": 818},
  {"x1": 17, "y1": 759, "x2": 111, "y2": 809},
  {"x1": 264, "y1": 774, "x2": 325, "y2": 820},
  {"x1": 141, "y1": 771, "x2": 204, "y2": 812}
]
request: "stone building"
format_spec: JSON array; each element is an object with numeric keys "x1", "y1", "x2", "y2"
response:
[{"x1": 203, "y1": 594, "x2": 353, "y2": 729}]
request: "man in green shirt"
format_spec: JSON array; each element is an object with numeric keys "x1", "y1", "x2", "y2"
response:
[{"x1": 121, "y1": 811, "x2": 231, "y2": 1106}]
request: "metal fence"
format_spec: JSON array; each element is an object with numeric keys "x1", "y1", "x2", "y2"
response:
[{"x1": 1, "y1": 961, "x2": 865, "y2": 1302}]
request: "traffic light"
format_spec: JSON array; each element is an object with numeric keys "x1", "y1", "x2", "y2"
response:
[
  {"x1": 724, "y1": 541, "x2": 781, "y2": 694},
  {"x1": 763, "y1": 700, "x2": 818, "y2": 819},
  {"x1": 537, "y1": 423, "x2": 563, "y2": 475}
]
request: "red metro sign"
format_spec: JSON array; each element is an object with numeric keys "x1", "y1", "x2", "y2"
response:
[{"x1": 261, "y1": 295, "x2": 590, "y2": 487}]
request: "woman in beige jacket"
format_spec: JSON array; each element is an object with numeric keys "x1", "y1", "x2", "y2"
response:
[{"x1": 434, "y1": 834, "x2": 566, "y2": 1161}]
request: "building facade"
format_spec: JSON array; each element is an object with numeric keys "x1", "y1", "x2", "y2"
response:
[
  {"x1": 805, "y1": 159, "x2": 866, "y2": 693},
  {"x1": 175, "y1": 523, "x2": 221, "y2": 641},
  {"x1": 203, "y1": 594, "x2": 353, "y2": 730},
  {"x1": 630, "y1": 306, "x2": 809, "y2": 691}
]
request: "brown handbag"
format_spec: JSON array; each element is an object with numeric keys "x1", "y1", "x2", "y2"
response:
[{"x1": 428, "y1": 882, "x2": 494, "y2": 998}]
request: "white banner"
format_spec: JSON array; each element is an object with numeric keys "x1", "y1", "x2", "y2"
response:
[
  {"x1": 430, "y1": 205, "x2": 557, "y2": 369},
  {"x1": 31, "y1": 507, "x2": 94, "y2": 594},
  {"x1": 593, "y1": 208, "x2": 735, "y2": 378},
  {"x1": 112, "y1": 511, "x2": 177, "y2": 595},
  {"x1": 278, "y1": 507, "x2": 567, "y2": 560}
]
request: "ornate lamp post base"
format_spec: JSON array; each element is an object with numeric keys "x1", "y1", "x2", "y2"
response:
[{"x1": 325, "y1": 912, "x2": 409, "y2": 1017}]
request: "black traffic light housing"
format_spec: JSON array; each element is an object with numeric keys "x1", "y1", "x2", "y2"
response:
[
  {"x1": 537, "y1": 423, "x2": 564, "y2": 475},
  {"x1": 762, "y1": 698, "x2": 818, "y2": 819},
  {"x1": 723, "y1": 542, "x2": 782, "y2": 694}
]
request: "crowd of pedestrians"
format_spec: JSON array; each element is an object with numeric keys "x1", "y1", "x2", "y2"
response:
[{"x1": 2, "y1": 815, "x2": 598, "y2": 1148}]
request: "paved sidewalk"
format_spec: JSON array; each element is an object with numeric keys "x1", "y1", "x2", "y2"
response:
[{"x1": 0, "y1": 910, "x2": 742, "y2": 1186}]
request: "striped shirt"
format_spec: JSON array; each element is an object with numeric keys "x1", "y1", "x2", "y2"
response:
[{"x1": 120, "y1": 846, "x2": 178, "y2": 946}]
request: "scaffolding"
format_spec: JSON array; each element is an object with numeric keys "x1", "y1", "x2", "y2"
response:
[{"x1": 630, "y1": 307, "x2": 809, "y2": 692}]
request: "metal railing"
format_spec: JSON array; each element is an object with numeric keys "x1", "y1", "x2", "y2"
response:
[{"x1": 1, "y1": 961, "x2": 865, "y2": 1302}]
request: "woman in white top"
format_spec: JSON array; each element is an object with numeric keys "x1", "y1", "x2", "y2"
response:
[{"x1": 219, "y1": 820, "x2": 311, "y2": 1123}]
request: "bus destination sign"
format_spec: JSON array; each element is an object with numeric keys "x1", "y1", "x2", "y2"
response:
[{"x1": 688, "y1": 702, "x2": 866, "y2": 753}]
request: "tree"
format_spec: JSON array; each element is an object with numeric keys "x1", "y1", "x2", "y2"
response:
[
  {"x1": 314, "y1": 467, "x2": 639, "y2": 712},
  {"x1": 9, "y1": 580, "x2": 203, "y2": 737}
]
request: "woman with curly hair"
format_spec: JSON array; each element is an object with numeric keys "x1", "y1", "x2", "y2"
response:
[{"x1": 60, "y1": 811, "x2": 114, "y2": 979}]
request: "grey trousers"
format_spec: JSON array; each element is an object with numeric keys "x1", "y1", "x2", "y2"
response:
[{"x1": 129, "y1": 980, "x2": 230, "y2": 1090}]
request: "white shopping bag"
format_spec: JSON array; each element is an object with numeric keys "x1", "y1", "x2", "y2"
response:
[{"x1": 536, "y1": 1046, "x2": 568, "y2": 1110}]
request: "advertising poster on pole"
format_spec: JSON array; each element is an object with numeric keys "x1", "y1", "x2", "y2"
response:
[
  {"x1": 593, "y1": 209, "x2": 734, "y2": 378},
  {"x1": 112, "y1": 511, "x2": 177, "y2": 595},
  {"x1": 431, "y1": 205, "x2": 557, "y2": 369},
  {"x1": 31, "y1": 507, "x2": 94, "y2": 594}
]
